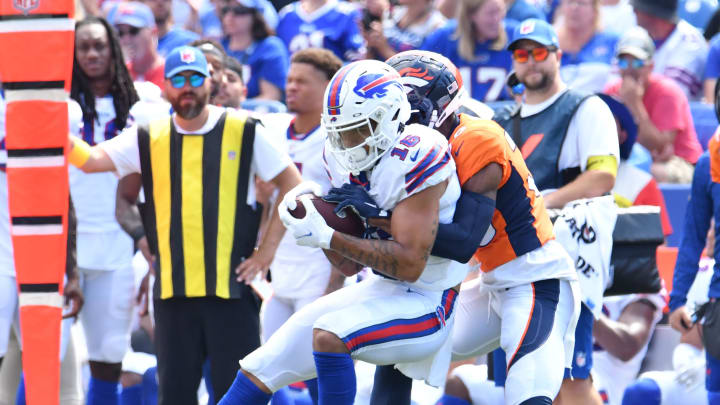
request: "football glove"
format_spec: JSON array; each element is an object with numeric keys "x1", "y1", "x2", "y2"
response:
[
  {"x1": 278, "y1": 194, "x2": 334, "y2": 249},
  {"x1": 323, "y1": 183, "x2": 389, "y2": 225}
]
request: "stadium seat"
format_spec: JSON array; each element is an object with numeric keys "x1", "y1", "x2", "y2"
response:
[
  {"x1": 679, "y1": 0, "x2": 719, "y2": 31},
  {"x1": 660, "y1": 183, "x2": 692, "y2": 247},
  {"x1": 656, "y1": 246, "x2": 678, "y2": 294},
  {"x1": 689, "y1": 101, "x2": 718, "y2": 151},
  {"x1": 639, "y1": 325, "x2": 682, "y2": 373}
]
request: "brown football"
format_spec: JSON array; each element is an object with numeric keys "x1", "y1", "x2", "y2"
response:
[{"x1": 288, "y1": 195, "x2": 365, "y2": 238}]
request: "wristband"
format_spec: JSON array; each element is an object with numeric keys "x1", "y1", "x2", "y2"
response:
[{"x1": 68, "y1": 138, "x2": 92, "y2": 167}]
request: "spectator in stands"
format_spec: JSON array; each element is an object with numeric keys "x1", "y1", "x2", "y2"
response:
[
  {"x1": 220, "y1": 0, "x2": 289, "y2": 100},
  {"x1": 216, "y1": 56, "x2": 247, "y2": 108},
  {"x1": 705, "y1": 5, "x2": 720, "y2": 40},
  {"x1": 360, "y1": 0, "x2": 445, "y2": 60},
  {"x1": 599, "y1": 94, "x2": 673, "y2": 236},
  {"x1": 506, "y1": 0, "x2": 546, "y2": 22},
  {"x1": 194, "y1": 0, "x2": 279, "y2": 41},
  {"x1": 275, "y1": 0, "x2": 365, "y2": 62},
  {"x1": 143, "y1": 0, "x2": 200, "y2": 57},
  {"x1": 555, "y1": 0, "x2": 620, "y2": 93},
  {"x1": 703, "y1": 30, "x2": 720, "y2": 103},
  {"x1": 600, "y1": 0, "x2": 637, "y2": 35},
  {"x1": 632, "y1": 0, "x2": 708, "y2": 101},
  {"x1": 437, "y1": 0, "x2": 543, "y2": 22},
  {"x1": 109, "y1": 2, "x2": 166, "y2": 89},
  {"x1": 604, "y1": 27, "x2": 703, "y2": 183},
  {"x1": 192, "y1": 39, "x2": 228, "y2": 104},
  {"x1": 421, "y1": 0, "x2": 514, "y2": 102}
]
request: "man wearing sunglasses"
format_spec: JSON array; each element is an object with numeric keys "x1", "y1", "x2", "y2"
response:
[
  {"x1": 604, "y1": 26, "x2": 702, "y2": 184},
  {"x1": 109, "y1": 2, "x2": 165, "y2": 89},
  {"x1": 66, "y1": 45, "x2": 302, "y2": 405},
  {"x1": 494, "y1": 17, "x2": 620, "y2": 405}
]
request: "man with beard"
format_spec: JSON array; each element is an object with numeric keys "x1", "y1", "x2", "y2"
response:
[
  {"x1": 66, "y1": 45, "x2": 303, "y2": 405},
  {"x1": 494, "y1": 18, "x2": 619, "y2": 405}
]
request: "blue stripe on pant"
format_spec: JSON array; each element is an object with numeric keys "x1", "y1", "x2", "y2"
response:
[{"x1": 507, "y1": 279, "x2": 560, "y2": 370}]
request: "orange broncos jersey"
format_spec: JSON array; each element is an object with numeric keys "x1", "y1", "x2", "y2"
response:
[{"x1": 450, "y1": 114, "x2": 555, "y2": 272}]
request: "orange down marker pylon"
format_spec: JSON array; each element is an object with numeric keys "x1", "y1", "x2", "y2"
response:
[{"x1": 0, "y1": 0, "x2": 75, "y2": 404}]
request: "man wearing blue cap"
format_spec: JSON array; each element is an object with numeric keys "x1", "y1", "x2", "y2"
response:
[
  {"x1": 494, "y1": 17, "x2": 620, "y2": 405},
  {"x1": 109, "y1": 2, "x2": 165, "y2": 88},
  {"x1": 65, "y1": 46, "x2": 302, "y2": 405}
]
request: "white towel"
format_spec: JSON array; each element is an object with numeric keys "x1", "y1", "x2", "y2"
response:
[{"x1": 553, "y1": 195, "x2": 617, "y2": 318}]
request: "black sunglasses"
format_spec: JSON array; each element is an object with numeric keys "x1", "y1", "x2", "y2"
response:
[{"x1": 116, "y1": 26, "x2": 141, "y2": 38}]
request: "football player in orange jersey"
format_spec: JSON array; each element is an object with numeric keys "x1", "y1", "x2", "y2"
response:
[{"x1": 338, "y1": 50, "x2": 581, "y2": 405}]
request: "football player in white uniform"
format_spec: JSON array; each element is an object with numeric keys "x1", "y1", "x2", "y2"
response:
[
  {"x1": 70, "y1": 17, "x2": 168, "y2": 404},
  {"x1": 252, "y1": 48, "x2": 344, "y2": 404},
  {"x1": 218, "y1": 59, "x2": 466, "y2": 405}
]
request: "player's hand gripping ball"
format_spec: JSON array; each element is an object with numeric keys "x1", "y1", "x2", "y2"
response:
[{"x1": 288, "y1": 195, "x2": 364, "y2": 238}]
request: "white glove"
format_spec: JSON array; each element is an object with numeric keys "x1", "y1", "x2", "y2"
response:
[
  {"x1": 278, "y1": 194, "x2": 335, "y2": 249},
  {"x1": 281, "y1": 180, "x2": 323, "y2": 211}
]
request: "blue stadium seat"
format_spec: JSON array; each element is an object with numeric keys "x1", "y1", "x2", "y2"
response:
[
  {"x1": 679, "y1": 0, "x2": 719, "y2": 31},
  {"x1": 660, "y1": 183, "x2": 692, "y2": 247},
  {"x1": 241, "y1": 99, "x2": 288, "y2": 114},
  {"x1": 689, "y1": 101, "x2": 718, "y2": 151}
]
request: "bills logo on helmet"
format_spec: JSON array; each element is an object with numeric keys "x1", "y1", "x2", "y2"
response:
[
  {"x1": 13, "y1": 0, "x2": 39, "y2": 14},
  {"x1": 353, "y1": 73, "x2": 403, "y2": 99}
]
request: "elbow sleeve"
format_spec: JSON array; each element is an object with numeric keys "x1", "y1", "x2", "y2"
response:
[{"x1": 431, "y1": 190, "x2": 495, "y2": 263}]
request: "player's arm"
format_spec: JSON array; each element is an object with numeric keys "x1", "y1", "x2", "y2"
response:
[
  {"x1": 115, "y1": 173, "x2": 153, "y2": 264},
  {"x1": 592, "y1": 299, "x2": 656, "y2": 362},
  {"x1": 430, "y1": 163, "x2": 502, "y2": 263},
  {"x1": 330, "y1": 181, "x2": 446, "y2": 282},
  {"x1": 669, "y1": 154, "x2": 714, "y2": 332},
  {"x1": 236, "y1": 164, "x2": 303, "y2": 283},
  {"x1": 324, "y1": 249, "x2": 363, "y2": 277},
  {"x1": 543, "y1": 156, "x2": 616, "y2": 209},
  {"x1": 68, "y1": 136, "x2": 117, "y2": 173},
  {"x1": 63, "y1": 196, "x2": 83, "y2": 319}
]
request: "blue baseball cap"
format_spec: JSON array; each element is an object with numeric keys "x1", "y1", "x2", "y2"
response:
[
  {"x1": 164, "y1": 46, "x2": 210, "y2": 78},
  {"x1": 508, "y1": 18, "x2": 560, "y2": 51},
  {"x1": 108, "y1": 2, "x2": 156, "y2": 29}
]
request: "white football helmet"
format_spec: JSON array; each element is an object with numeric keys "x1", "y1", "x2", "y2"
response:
[{"x1": 322, "y1": 59, "x2": 411, "y2": 175}]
